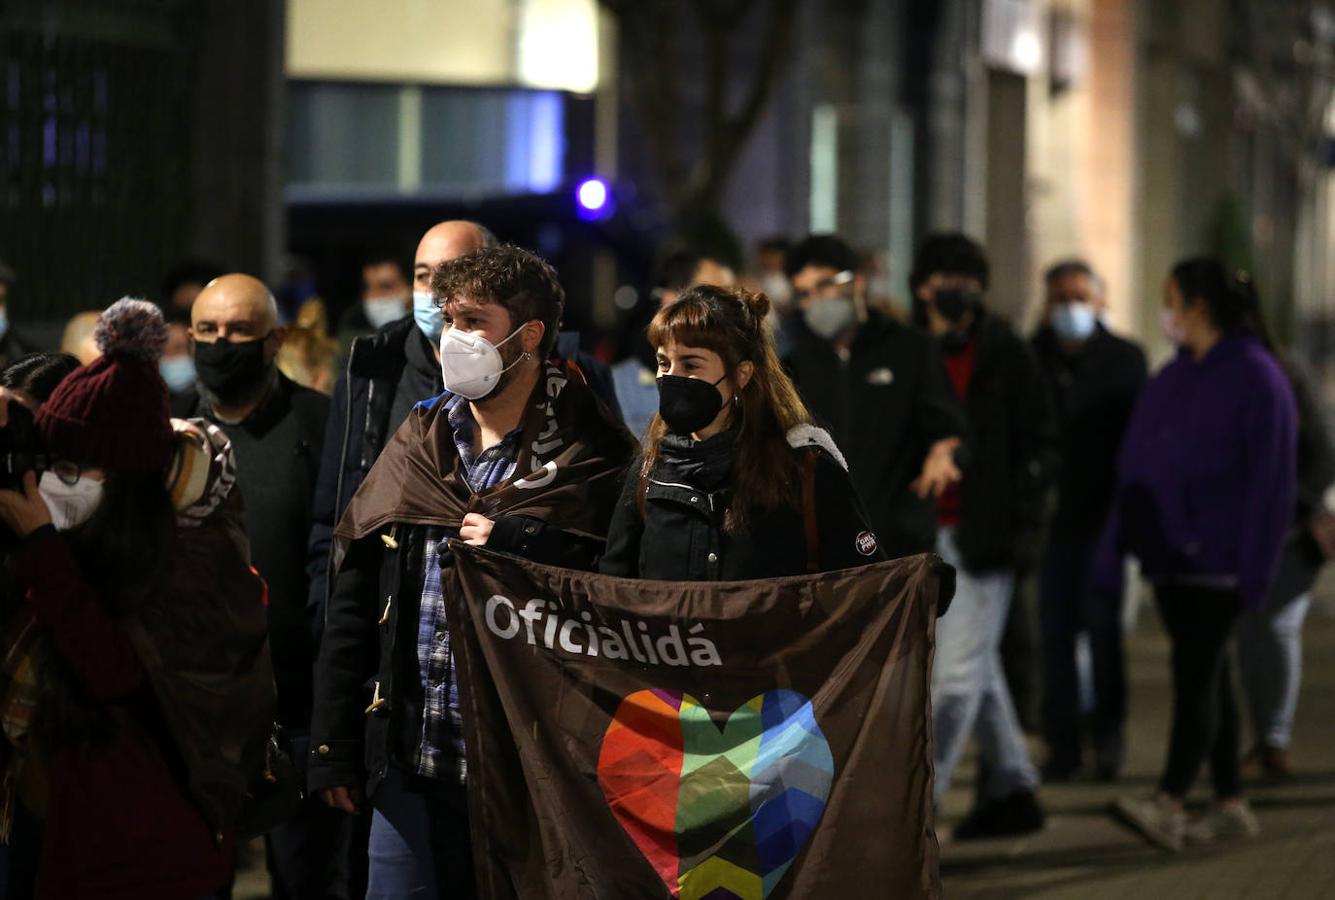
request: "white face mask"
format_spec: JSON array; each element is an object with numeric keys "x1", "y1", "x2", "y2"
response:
[
  {"x1": 439, "y1": 324, "x2": 530, "y2": 400},
  {"x1": 1161, "y1": 308, "x2": 1188, "y2": 346},
  {"x1": 38, "y1": 470, "x2": 105, "y2": 531},
  {"x1": 363, "y1": 295, "x2": 408, "y2": 330},
  {"x1": 759, "y1": 272, "x2": 794, "y2": 314},
  {"x1": 803, "y1": 296, "x2": 858, "y2": 340}
]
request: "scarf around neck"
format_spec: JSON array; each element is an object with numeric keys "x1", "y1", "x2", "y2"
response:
[
  {"x1": 657, "y1": 427, "x2": 737, "y2": 493},
  {"x1": 333, "y1": 361, "x2": 637, "y2": 566}
]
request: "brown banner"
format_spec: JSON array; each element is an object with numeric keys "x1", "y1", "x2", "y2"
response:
[{"x1": 447, "y1": 544, "x2": 944, "y2": 900}]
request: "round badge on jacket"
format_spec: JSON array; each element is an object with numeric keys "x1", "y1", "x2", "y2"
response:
[{"x1": 855, "y1": 531, "x2": 879, "y2": 556}]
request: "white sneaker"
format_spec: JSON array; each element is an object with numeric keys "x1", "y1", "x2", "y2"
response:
[
  {"x1": 1112, "y1": 793, "x2": 1185, "y2": 851},
  {"x1": 1184, "y1": 799, "x2": 1260, "y2": 845}
]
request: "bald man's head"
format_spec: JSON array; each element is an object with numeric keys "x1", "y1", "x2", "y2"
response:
[
  {"x1": 61, "y1": 311, "x2": 103, "y2": 365},
  {"x1": 190, "y1": 274, "x2": 283, "y2": 414},
  {"x1": 191, "y1": 274, "x2": 280, "y2": 338},
  {"x1": 413, "y1": 221, "x2": 497, "y2": 294}
]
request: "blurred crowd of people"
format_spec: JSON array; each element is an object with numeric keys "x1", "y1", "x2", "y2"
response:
[{"x1": 0, "y1": 212, "x2": 1328, "y2": 898}]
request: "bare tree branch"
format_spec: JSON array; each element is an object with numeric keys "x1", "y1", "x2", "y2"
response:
[
  {"x1": 600, "y1": 0, "x2": 799, "y2": 227},
  {"x1": 604, "y1": 0, "x2": 691, "y2": 204},
  {"x1": 690, "y1": 0, "x2": 798, "y2": 205}
]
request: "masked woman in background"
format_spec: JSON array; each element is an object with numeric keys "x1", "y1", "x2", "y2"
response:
[
  {"x1": 600, "y1": 284, "x2": 886, "y2": 580},
  {"x1": 0, "y1": 300, "x2": 274, "y2": 900},
  {"x1": 1104, "y1": 260, "x2": 1297, "y2": 852}
]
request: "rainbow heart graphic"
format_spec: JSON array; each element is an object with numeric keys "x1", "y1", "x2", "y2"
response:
[{"x1": 597, "y1": 689, "x2": 833, "y2": 900}]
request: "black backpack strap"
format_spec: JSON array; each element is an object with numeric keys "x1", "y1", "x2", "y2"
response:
[{"x1": 803, "y1": 449, "x2": 820, "y2": 574}]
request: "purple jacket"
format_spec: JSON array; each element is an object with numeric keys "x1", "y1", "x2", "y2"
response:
[{"x1": 1097, "y1": 333, "x2": 1297, "y2": 609}]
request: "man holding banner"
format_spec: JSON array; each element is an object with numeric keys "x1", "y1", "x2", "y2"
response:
[{"x1": 307, "y1": 245, "x2": 637, "y2": 898}]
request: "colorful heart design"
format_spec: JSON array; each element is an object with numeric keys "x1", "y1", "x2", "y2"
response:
[{"x1": 597, "y1": 689, "x2": 833, "y2": 899}]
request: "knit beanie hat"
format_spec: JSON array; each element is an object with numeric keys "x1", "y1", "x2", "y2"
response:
[{"x1": 37, "y1": 298, "x2": 176, "y2": 472}]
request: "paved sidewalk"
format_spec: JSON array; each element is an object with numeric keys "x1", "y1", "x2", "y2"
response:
[{"x1": 939, "y1": 597, "x2": 1335, "y2": 899}]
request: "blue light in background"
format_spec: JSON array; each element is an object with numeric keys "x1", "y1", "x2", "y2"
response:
[
  {"x1": 505, "y1": 90, "x2": 564, "y2": 194},
  {"x1": 576, "y1": 177, "x2": 609, "y2": 217}
]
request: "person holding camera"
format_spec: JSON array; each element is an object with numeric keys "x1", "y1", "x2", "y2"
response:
[{"x1": 0, "y1": 300, "x2": 274, "y2": 899}]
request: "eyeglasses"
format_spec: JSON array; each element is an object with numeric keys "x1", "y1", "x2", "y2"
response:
[
  {"x1": 50, "y1": 460, "x2": 83, "y2": 485},
  {"x1": 794, "y1": 269, "x2": 855, "y2": 303}
]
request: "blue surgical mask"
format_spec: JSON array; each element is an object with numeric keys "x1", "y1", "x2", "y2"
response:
[
  {"x1": 413, "y1": 290, "x2": 443, "y2": 344},
  {"x1": 160, "y1": 355, "x2": 197, "y2": 393},
  {"x1": 1051, "y1": 302, "x2": 1097, "y2": 343}
]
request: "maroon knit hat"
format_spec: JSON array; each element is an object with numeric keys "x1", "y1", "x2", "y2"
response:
[{"x1": 37, "y1": 298, "x2": 175, "y2": 472}]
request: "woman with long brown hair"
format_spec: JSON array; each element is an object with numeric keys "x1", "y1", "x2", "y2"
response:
[{"x1": 600, "y1": 284, "x2": 885, "y2": 580}]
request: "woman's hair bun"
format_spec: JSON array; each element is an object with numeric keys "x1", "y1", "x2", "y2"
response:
[
  {"x1": 739, "y1": 288, "x2": 771, "y2": 322},
  {"x1": 1230, "y1": 269, "x2": 1259, "y2": 310},
  {"x1": 95, "y1": 297, "x2": 169, "y2": 363}
]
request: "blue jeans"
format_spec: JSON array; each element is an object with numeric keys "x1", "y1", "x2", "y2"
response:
[
  {"x1": 367, "y1": 767, "x2": 438, "y2": 899},
  {"x1": 1237, "y1": 589, "x2": 1311, "y2": 750},
  {"x1": 932, "y1": 528, "x2": 1040, "y2": 804},
  {"x1": 367, "y1": 766, "x2": 474, "y2": 899}
]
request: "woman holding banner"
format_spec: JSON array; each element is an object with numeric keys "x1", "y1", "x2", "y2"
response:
[{"x1": 601, "y1": 284, "x2": 886, "y2": 580}]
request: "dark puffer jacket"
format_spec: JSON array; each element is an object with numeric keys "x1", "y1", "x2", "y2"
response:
[{"x1": 600, "y1": 426, "x2": 888, "y2": 581}]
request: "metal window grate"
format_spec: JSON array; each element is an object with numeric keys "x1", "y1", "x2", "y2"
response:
[{"x1": 1, "y1": 13, "x2": 190, "y2": 321}]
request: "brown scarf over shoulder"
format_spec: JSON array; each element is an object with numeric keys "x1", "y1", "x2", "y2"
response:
[{"x1": 334, "y1": 362, "x2": 636, "y2": 556}]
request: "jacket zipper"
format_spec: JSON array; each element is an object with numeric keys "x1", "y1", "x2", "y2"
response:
[{"x1": 648, "y1": 479, "x2": 716, "y2": 513}]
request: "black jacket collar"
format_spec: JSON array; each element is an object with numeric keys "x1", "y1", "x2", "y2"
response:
[{"x1": 348, "y1": 316, "x2": 422, "y2": 381}]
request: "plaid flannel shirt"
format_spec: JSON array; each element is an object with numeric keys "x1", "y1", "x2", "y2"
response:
[{"x1": 413, "y1": 394, "x2": 521, "y2": 783}]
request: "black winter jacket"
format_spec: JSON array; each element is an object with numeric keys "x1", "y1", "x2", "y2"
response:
[
  {"x1": 782, "y1": 311, "x2": 967, "y2": 559},
  {"x1": 172, "y1": 372, "x2": 329, "y2": 728},
  {"x1": 599, "y1": 428, "x2": 888, "y2": 580},
  {"x1": 307, "y1": 318, "x2": 439, "y2": 631},
  {"x1": 307, "y1": 509, "x2": 605, "y2": 799},
  {"x1": 1032, "y1": 323, "x2": 1147, "y2": 537},
  {"x1": 949, "y1": 312, "x2": 1058, "y2": 573}
]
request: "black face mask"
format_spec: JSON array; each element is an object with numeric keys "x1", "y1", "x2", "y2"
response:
[
  {"x1": 193, "y1": 335, "x2": 273, "y2": 402},
  {"x1": 932, "y1": 288, "x2": 980, "y2": 324},
  {"x1": 657, "y1": 373, "x2": 726, "y2": 435}
]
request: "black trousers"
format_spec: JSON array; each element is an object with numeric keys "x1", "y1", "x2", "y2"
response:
[
  {"x1": 1040, "y1": 532, "x2": 1126, "y2": 768},
  {"x1": 1155, "y1": 584, "x2": 1242, "y2": 799},
  {"x1": 1002, "y1": 566, "x2": 1043, "y2": 733},
  {"x1": 267, "y1": 731, "x2": 369, "y2": 900}
]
